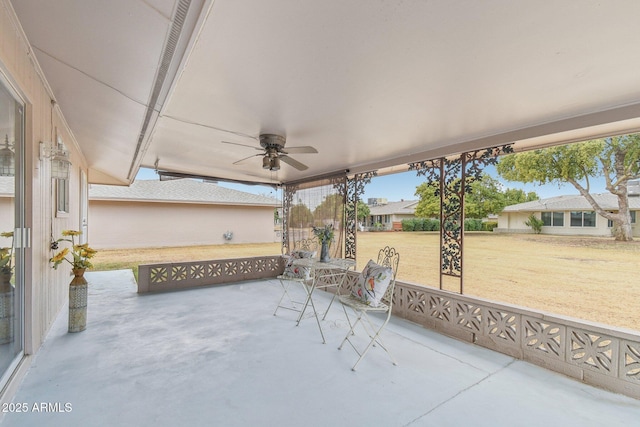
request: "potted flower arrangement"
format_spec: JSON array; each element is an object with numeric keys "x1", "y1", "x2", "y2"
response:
[
  {"x1": 49, "y1": 230, "x2": 97, "y2": 332},
  {"x1": 312, "y1": 224, "x2": 334, "y2": 262}
]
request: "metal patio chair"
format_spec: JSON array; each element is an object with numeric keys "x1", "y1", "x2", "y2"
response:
[
  {"x1": 338, "y1": 246, "x2": 399, "y2": 370},
  {"x1": 273, "y1": 238, "x2": 318, "y2": 318}
]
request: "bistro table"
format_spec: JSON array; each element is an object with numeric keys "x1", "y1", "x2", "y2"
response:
[{"x1": 291, "y1": 257, "x2": 356, "y2": 343}]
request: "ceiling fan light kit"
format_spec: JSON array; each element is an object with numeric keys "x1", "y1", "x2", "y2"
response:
[
  {"x1": 262, "y1": 154, "x2": 280, "y2": 171},
  {"x1": 223, "y1": 133, "x2": 318, "y2": 172}
]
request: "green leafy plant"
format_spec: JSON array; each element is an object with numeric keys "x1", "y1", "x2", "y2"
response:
[
  {"x1": 312, "y1": 224, "x2": 334, "y2": 244},
  {"x1": 0, "y1": 231, "x2": 13, "y2": 275},
  {"x1": 524, "y1": 214, "x2": 544, "y2": 234},
  {"x1": 482, "y1": 221, "x2": 498, "y2": 231},
  {"x1": 50, "y1": 230, "x2": 97, "y2": 270}
]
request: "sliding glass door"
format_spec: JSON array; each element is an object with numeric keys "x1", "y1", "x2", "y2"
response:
[{"x1": 0, "y1": 77, "x2": 24, "y2": 388}]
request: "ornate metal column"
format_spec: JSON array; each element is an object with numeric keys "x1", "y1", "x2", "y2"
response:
[
  {"x1": 409, "y1": 145, "x2": 512, "y2": 293},
  {"x1": 281, "y1": 183, "x2": 298, "y2": 255},
  {"x1": 344, "y1": 172, "x2": 376, "y2": 260}
]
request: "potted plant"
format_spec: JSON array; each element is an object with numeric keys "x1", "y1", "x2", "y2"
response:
[
  {"x1": 0, "y1": 231, "x2": 13, "y2": 343},
  {"x1": 0, "y1": 231, "x2": 13, "y2": 292},
  {"x1": 312, "y1": 224, "x2": 334, "y2": 262},
  {"x1": 50, "y1": 230, "x2": 97, "y2": 332}
]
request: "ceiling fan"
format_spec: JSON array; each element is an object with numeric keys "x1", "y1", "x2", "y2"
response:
[{"x1": 222, "y1": 134, "x2": 318, "y2": 171}]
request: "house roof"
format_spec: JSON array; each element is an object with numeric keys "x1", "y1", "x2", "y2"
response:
[
  {"x1": 89, "y1": 179, "x2": 279, "y2": 207},
  {"x1": 368, "y1": 200, "x2": 418, "y2": 215},
  {"x1": 503, "y1": 193, "x2": 640, "y2": 212}
]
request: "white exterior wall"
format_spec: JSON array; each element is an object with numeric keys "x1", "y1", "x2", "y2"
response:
[
  {"x1": 1, "y1": 0, "x2": 87, "y2": 402},
  {"x1": 497, "y1": 210, "x2": 640, "y2": 237},
  {"x1": 496, "y1": 212, "x2": 531, "y2": 233},
  {"x1": 90, "y1": 200, "x2": 277, "y2": 249}
]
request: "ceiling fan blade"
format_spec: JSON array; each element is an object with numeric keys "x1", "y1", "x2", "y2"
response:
[
  {"x1": 233, "y1": 154, "x2": 261, "y2": 165},
  {"x1": 280, "y1": 155, "x2": 309, "y2": 171},
  {"x1": 282, "y1": 146, "x2": 318, "y2": 154},
  {"x1": 222, "y1": 141, "x2": 262, "y2": 151}
]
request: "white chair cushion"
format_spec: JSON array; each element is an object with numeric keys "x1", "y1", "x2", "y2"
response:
[
  {"x1": 281, "y1": 250, "x2": 316, "y2": 280},
  {"x1": 351, "y1": 259, "x2": 393, "y2": 307}
]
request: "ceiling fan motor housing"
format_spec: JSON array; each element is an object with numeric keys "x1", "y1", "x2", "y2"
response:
[{"x1": 259, "y1": 134, "x2": 286, "y2": 151}]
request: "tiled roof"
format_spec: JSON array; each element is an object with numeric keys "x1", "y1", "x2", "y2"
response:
[
  {"x1": 368, "y1": 200, "x2": 418, "y2": 215},
  {"x1": 89, "y1": 179, "x2": 279, "y2": 206},
  {"x1": 503, "y1": 193, "x2": 640, "y2": 212}
]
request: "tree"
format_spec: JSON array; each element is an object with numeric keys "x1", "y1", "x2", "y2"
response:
[
  {"x1": 313, "y1": 193, "x2": 344, "y2": 226},
  {"x1": 356, "y1": 200, "x2": 370, "y2": 223},
  {"x1": 414, "y1": 174, "x2": 539, "y2": 219},
  {"x1": 414, "y1": 182, "x2": 440, "y2": 218},
  {"x1": 290, "y1": 203, "x2": 313, "y2": 228},
  {"x1": 503, "y1": 188, "x2": 539, "y2": 206},
  {"x1": 466, "y1": 175, "x2": 513, "y2": 218},
  {"x1": 496, "y1": 134, "x2": 640, "y2": 241}
]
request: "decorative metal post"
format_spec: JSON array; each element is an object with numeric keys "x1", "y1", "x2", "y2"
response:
[
  {"x1": 344, "y1": 172, "x2": 376, "y2": 260},
  {"x1": 409, "y1": 144, "x2": 512, "y2": 294},
  {"x1": 281, "y1": 183, "x2": 297, "y2": 255}
]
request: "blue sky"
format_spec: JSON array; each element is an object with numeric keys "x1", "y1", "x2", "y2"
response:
[{"x1": 136, "y1": 165, "x2": 608, "y2": 201}]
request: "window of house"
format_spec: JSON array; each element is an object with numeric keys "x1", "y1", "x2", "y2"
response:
[
  {"x1": 56, "y1": 177, "x2": 69, "y2": 215},
  {"x1": 541, "y1": 211, "x2": 564, "y2": 226},
  {"x1": 608, "y1": 211, "x2": 637, "y2": 227},
  {"x1": 54, "y1": 136, "x2": 70, "y2": 216},
  {"x1": 570, "y1": 211, "x2": 596, "y2": 227}
]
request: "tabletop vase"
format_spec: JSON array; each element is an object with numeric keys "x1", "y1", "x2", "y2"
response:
[{"x1": 320, "y1": 241, "x2": 330, "y2": 262}]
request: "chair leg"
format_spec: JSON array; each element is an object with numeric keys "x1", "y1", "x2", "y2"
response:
[
  {"x1": 273, "y1": 279, "x2": 296, "y2": 316},
  {"x1": 295, "y1": 282, "x2": 313, "y2": 324},
  {"x1": 309, "y1": 295, "x2": 326, "y2": 344},
  {"x1": 339, "y1": 299, "x2": 355, "y2": 334},
  {"x1": 295, "y1": 281, "x2": 326, "y2": 344},
  {"x1": 338, "y1": 310, "x2": 363, "y2": 350},
  {"x1": 322, "y1": 291, "x2": 339, "y2": 320},
  {"x1": 322, "y1": 270, "x2": 349, "y2": 320},
  {"x1": 351, "y1": 319, "x2": 397, "y2": 371},
  {"x1": 338, "y1": 309, "x2": 397, "y2": 370}
]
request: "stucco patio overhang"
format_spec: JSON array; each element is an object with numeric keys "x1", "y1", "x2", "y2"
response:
[
  {"x1": 11, "y1": 0, "x2": 640, "y2": 186},
  {"x1": 3, "y1": 270, "x2": 639, "y2": 427}
]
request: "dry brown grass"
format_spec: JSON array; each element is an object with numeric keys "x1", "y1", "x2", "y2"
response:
[{"x1": 93, "y1": 233, "x2": 640, "y2": 331}]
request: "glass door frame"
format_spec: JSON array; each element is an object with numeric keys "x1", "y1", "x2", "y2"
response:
[{"x1": 0, "y1": 70, "x2": 26, "y2": 391}]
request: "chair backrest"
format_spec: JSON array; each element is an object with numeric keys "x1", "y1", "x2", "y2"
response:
[
  {"x1": 293, "y1": 238, "x2": 318, "y2": 253},
  {"x1": 376, "y1": 246, "x2": 400, "y2": 307}
]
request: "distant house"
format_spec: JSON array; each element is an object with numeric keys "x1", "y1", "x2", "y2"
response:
[
  {"x1": 365, "y1": 199, "x2": 419, "y2": 231},
  {"x1": 89, "y1": 179, "x2": 280, "y2": 249},
  {"x1": 496, "y1": 193, "x2": 640, "y2": 237}
]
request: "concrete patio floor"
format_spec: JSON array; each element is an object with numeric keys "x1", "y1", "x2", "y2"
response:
[{"x1": 2, "y1": 270, "x2": 640, "y2": 427}]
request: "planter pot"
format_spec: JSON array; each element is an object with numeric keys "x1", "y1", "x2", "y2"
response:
[
  {"x1": 69, "y1": 268, "x2": 88, "y2": 333},
  {"x1": 0, "y1": 272, "x2": 13, "y2": 344},
  {"x1": 320, "y1": 241, "x2": 330, "y2": 262}
]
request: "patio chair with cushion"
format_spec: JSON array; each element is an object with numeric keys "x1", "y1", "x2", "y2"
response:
[
  {"x1": 337, "y1": 246, "x2": 399, "y2": 370},
  {"x1": 273, "y1": 238, "x2": 318, "y2": 318}
]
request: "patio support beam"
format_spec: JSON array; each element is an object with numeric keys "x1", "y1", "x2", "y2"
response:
[
  {"x1": 409, "y1": 144, "x2": 513, "y2": 293},
  {"x1": 345, "y1": 172, "x2": 376, "y2": 260}
]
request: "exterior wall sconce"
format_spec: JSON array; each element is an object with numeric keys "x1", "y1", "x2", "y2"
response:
[
  {"x1": 39, "y1": 140, "x2": 71, "y2": 180},
  {"x1": 0, "y1": 135, "x2": 15, "y2": 177}
]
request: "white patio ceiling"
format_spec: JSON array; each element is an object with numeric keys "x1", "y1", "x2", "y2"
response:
[{"x1": 12, "y1": 0, "x2": 640, "y2": 185}]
